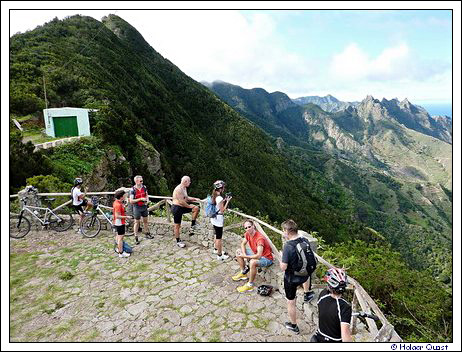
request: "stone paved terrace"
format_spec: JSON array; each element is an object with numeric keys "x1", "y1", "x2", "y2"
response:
[{"x1": 9, "y1": 223, "x2": 328, "y2": 343}]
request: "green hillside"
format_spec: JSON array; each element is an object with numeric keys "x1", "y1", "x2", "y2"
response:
[
  {"x1": 208, "y1": 81, "x2": 452, "y2": 282},
  {"x1": 9, "y1": 14, "x2": 452, "y2": 342}
]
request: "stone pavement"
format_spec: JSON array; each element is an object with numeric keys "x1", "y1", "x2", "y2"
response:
[{"x1": 9, "y1": 225, "x2": 321, "y2": 342}]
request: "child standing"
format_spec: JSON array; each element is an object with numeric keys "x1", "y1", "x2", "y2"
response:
[{"x1": 113, "y1": 189, "x2": 131, "y2": 258}]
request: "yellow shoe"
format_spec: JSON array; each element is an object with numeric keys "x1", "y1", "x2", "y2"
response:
[
  {"x1": 232, "y1": 272, "x2": 248, "y2": 281},
  {"x1": 237, "y1": 283, "x2": 255, "y2": 293}
]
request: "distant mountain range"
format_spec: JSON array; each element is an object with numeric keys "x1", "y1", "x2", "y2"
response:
[
  {"x1": 206, "y1": 80, "x2": 452, "y2": 282},
  {"x1": 292, "y1": 94, "x2": 360, "y2": 112},
  {"x1": 206, "y1": 81, "x2": 452, "y2": 145}
]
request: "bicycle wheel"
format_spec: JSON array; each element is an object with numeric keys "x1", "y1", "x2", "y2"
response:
[
  {"x1": 49, "y1": 213, "x2": 75, "y2": 232},
  {"x1": 81, "y1": 215, "x2": 101, "y2": 238},
  {"x1": 10, "y1": 214, "x2": 31, "y2": 239}
]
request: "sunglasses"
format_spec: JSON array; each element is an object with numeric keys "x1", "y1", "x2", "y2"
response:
[{"x1": 244, "y1": 226, "x2": 253, "y2": 229}]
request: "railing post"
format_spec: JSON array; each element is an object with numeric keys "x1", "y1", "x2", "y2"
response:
[
  {"x1": 166, "y1": 200, "x2": 171, "y2": 223},
  {"x1": 351, "y1": 288, "x2": 359, "y2": 334}
]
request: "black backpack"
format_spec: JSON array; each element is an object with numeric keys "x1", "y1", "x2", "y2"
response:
[{"x1": 293, "y1": 238, "x2": 317, "y2": 277}]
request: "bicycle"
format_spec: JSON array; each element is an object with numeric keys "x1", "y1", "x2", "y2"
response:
[
  {"x1": 10, "y1": 188, "x2": 75, "y2": 238},
  {"x1": 80, "y1": 196, "x2": 137, "y2": 242}
]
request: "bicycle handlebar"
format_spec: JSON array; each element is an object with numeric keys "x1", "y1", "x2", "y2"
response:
[{"x1": 352, "y1": 312, "x2": 379, "y2": 321}]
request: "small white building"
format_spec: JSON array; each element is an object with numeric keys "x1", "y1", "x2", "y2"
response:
[{"x1": 43, "y1": 107, "x2": 93, "y2": 138}]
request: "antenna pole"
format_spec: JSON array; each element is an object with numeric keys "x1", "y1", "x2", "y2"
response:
[{"x1": 42, "y1": 74, "x2": 48, "y2": 110}]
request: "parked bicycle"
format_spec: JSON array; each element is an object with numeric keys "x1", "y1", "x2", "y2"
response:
[
  {"x1": 10, "y1": 187, "x2": 75, "y2": 238},
  {"x1": 80, "y1": 196, "x2": 137, "y2": 241}
]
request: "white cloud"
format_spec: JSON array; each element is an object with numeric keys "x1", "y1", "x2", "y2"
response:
[
  {"x1": 330, "y1": 42, "x2": 411, "y2": 81},
  {"x1": 7, "y1": 10, "x2": 452, "y2": 103},
  {"x1": 116, "y1": 10, "x2": 313, "y2": 94},
  {"x1": 325, "y1": 42, "x2": 451, "y2": 102}
]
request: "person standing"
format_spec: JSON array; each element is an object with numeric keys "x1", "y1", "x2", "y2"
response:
[
  {"x1": 209, "y1": 180, "x2": 232, "y2": 261},
  {"x1": 311, "y1": 268, "x2": 352, "y2": 342},
  {"x1": 280, "y1": 219, "x2": 315, "y2": 334},
  {"x1": 71, "y1": 177, "x2": 92, "y2": 234},
  {"x1": 171, "y1": 176, "x2": 201, "y2": 248},
  {"x1": 129, "y1": 175, "x2": 152, "y2": 241},
  {"x1": 113, "y1": 189, "x2": 131, "y2": 258}
]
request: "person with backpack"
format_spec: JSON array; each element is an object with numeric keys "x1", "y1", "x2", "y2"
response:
[
  {"x1": 71, "y1": 177, "x2": 93, "y2": 234},
  {"x1": 310, "y1": 268, "x2": 352, "y2": 342},
  {"x1": 129, "y1": 175, "x2": 152, "y2": 241},
  {"x1": 280, "y1": 219, "x2": 317, "y2": 334},
  {"x1": 207, "y1": 180, "x2": 232, "y2": 261}
]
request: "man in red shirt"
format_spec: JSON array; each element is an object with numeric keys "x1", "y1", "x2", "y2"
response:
[{"x1": 232, "y1": 219, "x2": 274, "y2": 292}]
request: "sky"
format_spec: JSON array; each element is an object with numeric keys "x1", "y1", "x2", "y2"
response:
[{"x1": 6, "y1": 7, "x2": 454, "y2": 104}]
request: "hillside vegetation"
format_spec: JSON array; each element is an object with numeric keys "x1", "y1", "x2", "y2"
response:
[
  {"x1": 9, "y1": 14, "x2": 452, "y2": 342},
  {"x1": 208, "y1": 81, "x2": 452, "y2": 283}
]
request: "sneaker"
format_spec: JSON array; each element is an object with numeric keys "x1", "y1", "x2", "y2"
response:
[
  {"x1": 118, "y1": 251, "x2": 130, "y2": 258},
  {"x1": 190, "y1": 224, "x2": 199, "y2": 232},
  {"x1": 284, "y1": 322, "x2": 300, "y2": 334},
  {"x1": 213, "y1": 248, "x2": 218, "y2": 254},
  {"x1": 217, "y1": 253, "x2": 230, "y2": 261},
  {"x1": 232, "y1": 272, "x2": 248, "y2": 281},
  {"x1": 76, "y1": 228, "x2": 82, "y2": 234},
  {"x1": 145, "y1": 233, "x2": 154, "y2": 239},
  {"x1": 135, "y1": 237, "x2": 141, "y2": 245},
  {"x1": 176, "y1": 241, "x2": 186, "y2": 248},
  {"x1": 237, "y1": 282, "x2": 255, "y2": 293},
  {"x1": 304, "y1": 291, "x2": 315, "y2": 303}
]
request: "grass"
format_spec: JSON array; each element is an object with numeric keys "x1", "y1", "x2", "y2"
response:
[
  {"x1": 208, "y1": 331, "x2": 221, "y2": 342},
  {"x1": 59, "y1": 271, "x2": 75, "y2": 281},
  {"x1": 81, "y1": 329, "x2": 101, "y2": 342},
  {"x1": 252, "y1": 318, "x2": 271, "y2": 330},
  {"x1": 148, "y1": 329, "x2": 170, "y2": 342}
]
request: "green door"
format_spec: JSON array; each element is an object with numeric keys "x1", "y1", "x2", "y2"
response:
[{"x1": 53, "y1": 116, "x2": 79, "y2": 137}]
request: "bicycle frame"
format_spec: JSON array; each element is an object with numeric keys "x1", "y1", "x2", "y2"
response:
[
  {"x1": 95, "y1": 204, "x2": 113, "y2": 227},
  {"x1": 20, "y1": 205, "x2": 60, "y2": 226}
]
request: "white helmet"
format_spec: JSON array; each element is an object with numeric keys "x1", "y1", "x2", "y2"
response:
[
  {"x1": 213, "y1": 180, "x2": 226, "y2": 190},
  {"x1": 324, "y1": 268, "x2": 348, "y2": 293}
]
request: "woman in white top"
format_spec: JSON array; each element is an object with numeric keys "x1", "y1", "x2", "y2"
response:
[{"x1": 210, "y1": 180, "x2": 232, "y2": 261}]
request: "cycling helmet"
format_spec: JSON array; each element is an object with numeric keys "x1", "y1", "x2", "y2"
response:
[
  {"x1": 324, "y1": 267, "x2": 348, "y2": 293},
  {"x1": 213, "y1": 180, "x2": 226, "y2": 190},
  {"x1": 257, "y1": 285, "x2": 273, "y2": 296},
  {"x1": 74, "y1": 177, "x2": 83, "y2": 186}
]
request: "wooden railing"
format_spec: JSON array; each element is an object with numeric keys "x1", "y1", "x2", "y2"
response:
[
  {"x1": 226, "y1": 208, "x2": 402, "y2": 342},
  {"x1": 9, "y1": 191, "x2": 402, "y2": 342}
]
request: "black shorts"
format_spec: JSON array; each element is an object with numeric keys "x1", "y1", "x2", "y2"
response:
[
  {"x1": 133, "y1": 205, "x2": 148, "y2": 220},
  {"x1": 213, "y1": 225, "x2": 223, "y2": 240},
  {"x1": 115, "y1": 225, "x2": 126, "y2": 236},
  {"x1": 284, "y1": 276, "x2": 308, "y2": 300},
  {"x1": 73, "y1": 199, "x2": 88, "y2": 214},
  {"x1": 171, "y1": 205, "x2": 192, "y2": 224}
]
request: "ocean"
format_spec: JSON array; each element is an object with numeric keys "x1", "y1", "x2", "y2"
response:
[{"x1": 417, "y1": 103, "x2": 452, "y2": 118}]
